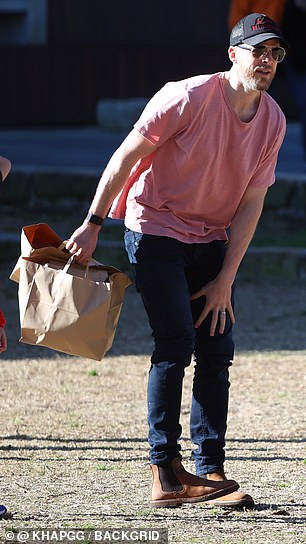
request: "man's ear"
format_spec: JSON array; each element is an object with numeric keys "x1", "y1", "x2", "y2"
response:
[{"x1": 228, "y1": 46, "x2": 237, "y2": 64}]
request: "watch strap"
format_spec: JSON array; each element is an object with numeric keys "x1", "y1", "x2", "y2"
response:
[{"x1": 86, "y1": 212, "x2": 104, "y2": 226}]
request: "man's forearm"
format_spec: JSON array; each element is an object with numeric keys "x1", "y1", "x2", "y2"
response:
[
  {"x1": 88, "y1": 149, "x2": 135, "y2": 219},
  {"x1": 66, "y1": 129, "x2": 155, "y2": 263},
  {"x1": 88, "y1": 129, "x2": 155, "y2": 219},
  {"x1": 218, "y1": 189, "x2": 266, "y2": 285}
]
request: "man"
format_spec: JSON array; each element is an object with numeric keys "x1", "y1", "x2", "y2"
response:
[{"x1": 66, "y1": 14, "x2": 287, "y2": 508}]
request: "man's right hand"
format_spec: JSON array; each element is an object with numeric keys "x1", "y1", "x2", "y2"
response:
[{"x1": 65, "y1": 222, "x2": 101, "y2": 264}]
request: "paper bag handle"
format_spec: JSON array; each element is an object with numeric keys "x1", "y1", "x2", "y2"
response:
[
  {"x1": 62, "y1": 255, "x2": 90, "y2": 279},
  {"x1": 62, "y1": 255, "x2": 75, "y2": 273}
]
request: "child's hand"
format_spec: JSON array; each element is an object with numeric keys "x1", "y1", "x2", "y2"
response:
[{"x1": 0, "y1": 327, "x2": 7, "y2": 353}]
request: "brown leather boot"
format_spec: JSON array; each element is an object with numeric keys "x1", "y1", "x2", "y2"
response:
[
  {"x1": 202, "y1": 471, "x2": 254, "y2": 508},
  {"x1": 150, "y1": 457, "x2": 239, "y2": 508}
]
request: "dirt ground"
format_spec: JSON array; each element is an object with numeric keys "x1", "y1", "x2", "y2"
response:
[{"x1": 0, "y1": 264, "x2": 305, "y2": 544}]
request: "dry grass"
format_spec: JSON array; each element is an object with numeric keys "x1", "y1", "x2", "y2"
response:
[{"x1": 0, "y1": 269, "x2": 305, "y2": 543}]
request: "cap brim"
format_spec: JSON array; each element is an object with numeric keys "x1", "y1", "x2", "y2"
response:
[{"x1": 244, "y1": 33, "x2": 288, "y2": 48}]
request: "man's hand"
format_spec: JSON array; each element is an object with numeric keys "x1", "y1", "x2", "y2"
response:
[
  {"x1": 190, "y1": 277, "x2": 235, "y2": 336},
  {"x1": 65, "y1": 222, "x2": 101, "y2": 264}
]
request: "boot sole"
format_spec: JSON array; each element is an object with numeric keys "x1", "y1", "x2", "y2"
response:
[
  {"x1": 206, "y1": 497, "x2": 255, "y2": 508},
  {"x1": 149, "y1": 482, "x2": 239, "y2": 508}
]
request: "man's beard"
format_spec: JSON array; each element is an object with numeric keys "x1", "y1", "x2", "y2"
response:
[{"x1": 240, "y1": 66, "x2": 272, "y2": 92}]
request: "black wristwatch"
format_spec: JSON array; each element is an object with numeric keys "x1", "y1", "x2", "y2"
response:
[{"x1": 86, "y1": 212, "x2": 104, "y2": 226}]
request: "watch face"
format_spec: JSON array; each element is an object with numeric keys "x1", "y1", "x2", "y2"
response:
[{"x1": 88, "y1": 213, "x2": 103, "y2": 225}]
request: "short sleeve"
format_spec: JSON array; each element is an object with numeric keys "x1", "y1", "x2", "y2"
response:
[
  {"x1": 249, "y1": 114, "x2": 286, "y2": 188},
  {"x1": 134, "y1": 81, "x2": 191, "y2": 147}
]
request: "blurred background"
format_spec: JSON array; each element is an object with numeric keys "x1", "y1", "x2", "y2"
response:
[
  {"x1": 0, "y1": 0, "x2": 295, "y2": 127},
  {"x1": 0, "y1": 0, "x2": 305, "y2": 283}
]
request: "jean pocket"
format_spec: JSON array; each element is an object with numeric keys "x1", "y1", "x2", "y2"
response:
[{"x1": 124, "y1": 230, "x2": 143, "y2": 264}]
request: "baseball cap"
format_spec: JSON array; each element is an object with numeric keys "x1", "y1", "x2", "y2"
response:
[{"x1": 230, "y1": 13, "x2": 288, "y2": 49}]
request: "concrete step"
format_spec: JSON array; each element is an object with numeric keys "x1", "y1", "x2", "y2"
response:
[
  {"x1": 1, "y1": 154, "x2": 305, "y2": 280},
  {"x1": 2, "y1": 168, "x2": 306, "y2": 209},
  {"x1": 1, "y1": 229, "x2": 305, "y2": 281}
]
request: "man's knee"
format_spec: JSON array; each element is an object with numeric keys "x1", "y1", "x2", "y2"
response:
[
  {"x1": 151, "y1": 333, "x2": 195, "y2": 367},
  {"x1": 194, "y1": 355, "x2": 233, "y2": 383}
]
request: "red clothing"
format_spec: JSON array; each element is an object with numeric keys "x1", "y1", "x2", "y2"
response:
[
  {"x1": 0, "y1": 309, "x2": 6, "y2": 328},
  {"x1": 228, "y1": 0, "x2": 287, "y2": 29}
]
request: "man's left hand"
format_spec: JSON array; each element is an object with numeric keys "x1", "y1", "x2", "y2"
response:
[{"x1": 190, "y1": 278, "x2": 235, "y2": 336}]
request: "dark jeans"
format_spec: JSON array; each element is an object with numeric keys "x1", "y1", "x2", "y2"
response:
[{"x1": 124, "y1": 230, "x2": 235, "y2": 475}]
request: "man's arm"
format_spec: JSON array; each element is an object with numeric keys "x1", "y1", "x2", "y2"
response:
[
  {"x1": 66, "y1": 129, "x2": 155, "y2": 263},
  {"x1": 191, "y1": 184, "x2": 268, "y2": 335}
]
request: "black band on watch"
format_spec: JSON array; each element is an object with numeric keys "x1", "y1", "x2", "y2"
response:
[{"x1": 86, "y1": 212, "x2": 104, "y2": 226}]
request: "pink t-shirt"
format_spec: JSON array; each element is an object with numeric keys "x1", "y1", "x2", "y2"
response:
[{"x1": 109, "y1": 72, "x2": 286, "y2": 243}]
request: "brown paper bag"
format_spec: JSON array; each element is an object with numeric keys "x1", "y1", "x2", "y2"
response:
[
  {"x1": 10, "y1": 223, "x2": 69, "y2": 283},
  {"x1": 11, "y1": 223, "x2": 132, "y2": 360}
]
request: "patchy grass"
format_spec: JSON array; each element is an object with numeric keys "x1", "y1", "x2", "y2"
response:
[{"x1": 0, "y1": 263, "x2": 305, "y2": 543}]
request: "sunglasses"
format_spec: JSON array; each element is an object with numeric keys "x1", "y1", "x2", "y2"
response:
[{"x1": 236, "y1": 44, "x2": 286, "y2": 63}]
